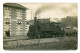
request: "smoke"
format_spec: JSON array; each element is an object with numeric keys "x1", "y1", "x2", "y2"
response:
[
  {"x1": 35, "y1": 3, "x2": 77, "y2": 17},
  {"x1": 35, "y1": 4, "x2": 57, "y2": 16}
]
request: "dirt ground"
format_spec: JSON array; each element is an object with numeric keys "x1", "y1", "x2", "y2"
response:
[{"x1": 4, "y1": 36, "x2": 77, "y2": 50}]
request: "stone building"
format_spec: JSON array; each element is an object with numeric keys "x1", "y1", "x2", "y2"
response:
[{"x1": 3, "y1": 3, "x2": 29, "y2": 38}]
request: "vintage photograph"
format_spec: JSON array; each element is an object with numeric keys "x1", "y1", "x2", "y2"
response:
[{"x1": 3, "y1": 3, "x2": 78, "y2": 50}]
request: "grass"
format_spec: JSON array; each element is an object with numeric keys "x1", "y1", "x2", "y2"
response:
[{"x1": 4, "y1": 36, "x2": 77, "y2": 50}]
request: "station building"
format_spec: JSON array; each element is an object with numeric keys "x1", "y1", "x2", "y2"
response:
[{"x1": 3, "y1": 3, "x2": 29, "y2": 38}]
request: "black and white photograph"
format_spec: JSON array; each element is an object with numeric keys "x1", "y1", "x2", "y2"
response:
[{"x1": 3, "y1": 3, "x2": 78, "y2": 50}]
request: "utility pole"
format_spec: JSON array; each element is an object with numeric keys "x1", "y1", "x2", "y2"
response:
[
  {"x1": 34, "y1": 16, "x2": 40, "y2": 47},
  {"x1": 31, "y1": 9, "x2": 33, "y2": 20},
  {"x1": 36, "y1": 28, "x2": 40, "y2": 47},
  {"x1": 38, "y1": 33, "x2": 40, "y2": 47}
]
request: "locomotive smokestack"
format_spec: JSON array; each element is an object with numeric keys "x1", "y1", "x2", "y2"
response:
[{"x1": 34, "y1": 17, "x2": 37, "y2": 26}]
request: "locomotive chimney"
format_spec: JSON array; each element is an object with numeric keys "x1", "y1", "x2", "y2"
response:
[{"x1": 34, "y1": 17, "x2": 37, "y2": 26}]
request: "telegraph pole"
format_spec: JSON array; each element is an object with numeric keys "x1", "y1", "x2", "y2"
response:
[{"x1": 34, "y1": 17, "x2": 40, "y2": 47}]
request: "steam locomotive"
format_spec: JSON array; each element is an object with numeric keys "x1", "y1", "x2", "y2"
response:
[{"x1": 27, "y1": 17, "x2": 65, "y2": 39}]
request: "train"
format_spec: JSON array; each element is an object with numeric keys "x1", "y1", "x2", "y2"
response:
[{"x1": 27, "y1": 17, "x2": 65, "y2": 39}]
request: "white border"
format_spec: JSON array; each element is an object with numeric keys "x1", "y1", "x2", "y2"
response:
[{"x1": 0, "y1": 0, "x2": 80, "y2": 53}]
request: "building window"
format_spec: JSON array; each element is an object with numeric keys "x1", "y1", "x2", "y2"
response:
[
  {"x1": 16, "y1": 9, "x2": 22, "y2": 19},
  {"x1": 3, "y1": 7, "x2": 6, "y2": 10},
  {"x1": 4, "y1": 7, "x2": 11, "y2": 19}
]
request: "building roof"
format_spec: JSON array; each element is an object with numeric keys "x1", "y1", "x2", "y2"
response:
[{"x1": 3, "y1": 3, "x2": 29, "y2": 9}]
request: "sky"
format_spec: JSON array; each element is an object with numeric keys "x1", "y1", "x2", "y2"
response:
[{"x1": 18, "y1": 3, "x2": 78, "y2": 21}]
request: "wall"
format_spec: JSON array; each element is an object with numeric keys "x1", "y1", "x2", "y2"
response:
[{"x1": 3, "y1": 5, "x2": 27, "y2": 37}]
